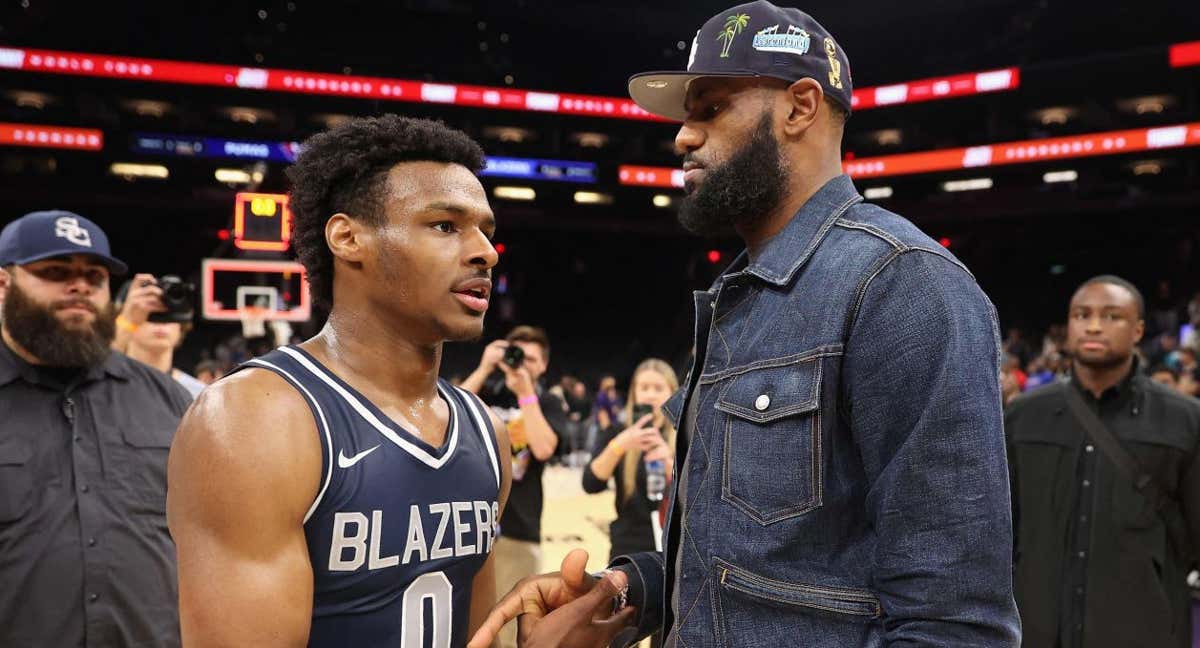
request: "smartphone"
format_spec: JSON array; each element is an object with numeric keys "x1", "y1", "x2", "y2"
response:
[{"x1": 631, "y1": 403, "x2": 654, "y2": 425}]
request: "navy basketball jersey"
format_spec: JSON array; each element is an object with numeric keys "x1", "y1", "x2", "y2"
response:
[{"x1": 238, "y1": 346, "x2": 501, "y2": 648}]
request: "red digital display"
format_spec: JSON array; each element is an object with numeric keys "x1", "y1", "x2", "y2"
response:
[
  {"x1": 619, "y1": 123, "x2": 1200, "y2": 186},
  {"x1": 1170, "y1": 41, "x2": 1200, "y2": 68},
  {"x1": 843, "y1": 122, "x2": 1200, "y2": 179},
  {"x1": 850, "y1": 68, "x2": 1020, "y2": 110},
  {"x1": 0, "y1": 122, "x2": 103, "y2": 150},
  {"x1": 0, "y1": 46, "x2": 1021, "y2": 120},
  {"x1": 617, "y1": 165, "x2": 685, "y2": 188}
]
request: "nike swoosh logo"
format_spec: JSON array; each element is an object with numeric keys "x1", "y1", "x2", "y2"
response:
[{"x1": 337, "y1": 444, "x2": 381, "y2": 469}]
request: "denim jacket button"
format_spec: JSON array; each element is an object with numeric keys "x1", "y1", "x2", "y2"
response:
[{"x1": 755, "y1": 394, "x2": 771, "y2": 411}]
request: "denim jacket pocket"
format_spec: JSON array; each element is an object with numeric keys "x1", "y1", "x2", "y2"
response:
[
  {"x1": 0, "y1": 437, "x2": 33, "y2": 523},
  {"x1": 711, "y1": 557, "x2": 880, "y2": 647},
  {"x1": 715, "y1": 357, "x2": 822, "y2": 524},
  {"x1": 715, "y1": 558, "x2": 880, "y2": 617}
]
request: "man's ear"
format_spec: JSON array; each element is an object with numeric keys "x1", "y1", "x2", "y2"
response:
[
  {"x1": 781, "y1": 78, "x2": 823, "y2": 138},
  {"x1": 325, "y1": 214, "x2": 369, "y2": 264},
  {"x1": 0, "y1": 266, "x2": 10, "y2": 304}
]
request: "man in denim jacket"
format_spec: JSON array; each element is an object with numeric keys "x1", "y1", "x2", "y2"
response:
[{"x1": 470, "y1": 3, "x2": 1020, "y2": 646}]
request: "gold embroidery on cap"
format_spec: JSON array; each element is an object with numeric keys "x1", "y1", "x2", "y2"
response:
[{"x1": 824, "y1": 37, "x2": 843, "y2": 90}]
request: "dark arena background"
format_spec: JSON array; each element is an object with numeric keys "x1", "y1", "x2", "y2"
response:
[{"x1": 1, "y1": 0, "x2": 1198, "y2": 386}]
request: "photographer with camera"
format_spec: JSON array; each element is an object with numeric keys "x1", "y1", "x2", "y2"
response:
[
  {"x1": 461, "y1": 325, "x2": 566, "y2": 648},
  {"x1": 112, "y1": 274, "x2": 204, "y2": 397},
  {"x1": 0, "y1": 210, "x2": 191, "y2": 647}
]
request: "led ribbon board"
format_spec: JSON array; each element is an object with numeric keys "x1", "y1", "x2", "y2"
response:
[
  {"x1": 0, "y1": 122, "x2": 102, "y2": 150},
  {"x1": 619, "y1": 123, "x2": 1200, "y2": 186},
  {"x1": 479, "y1": 156, "x2": 596, "y2": 182},
  {"x1": 133, "y1": 133, "x2": 300, "y2": 162},
  {"x1": 0, "y1": 46, "x2": 1020, "y2": 119}
]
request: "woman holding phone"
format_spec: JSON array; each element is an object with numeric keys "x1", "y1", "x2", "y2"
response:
[{"x1": 582, "y1": 358, "x2": 678, "y2": 560}]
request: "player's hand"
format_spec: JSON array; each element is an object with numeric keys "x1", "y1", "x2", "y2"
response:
[
  {"x1": 479, "y1": 339, "x2": 510, "y2": 373},
  {"x1": 498, "y1": 361, "x2": 536, "y2": 400},
  {"x1": 466, "y1": 549, "x2": 636, "y2": 648},
  {"x1": 120, "y1": 273, "x2": 165, "y2": 326}
]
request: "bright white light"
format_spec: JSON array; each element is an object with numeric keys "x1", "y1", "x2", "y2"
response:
[
  {"x1": 215, "y1": 168, "x2": 253, "y2": 184},
  {"x1": 573, "y1": 191, "x2": 613, "y2": 205},
  {"x1": 1043, "y1": 170, "x2": 1078, "y2": 183},
  {"x1": 493, "y1": 186, "x2": 536, "y2": 201},
  {"x1": 110, "y1": 162, "x2": 168, "y2": 179},
  {"x1": 652, "y1": 194, "x2": 674, "y2": 208},
  {"x1": 864, "y1": 186, "x2": 893, "y2": 199},
  {"x1": 942, "y1": 177, "x2": 993, "y2": 192}
]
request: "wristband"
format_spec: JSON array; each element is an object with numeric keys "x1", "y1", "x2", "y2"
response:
[
  {"x1": 517, "y1": 395, "x2": 538, "y2": 407},
  {"x1": 116, "y1": 315, "x2": 139, "y2": 333},
  {"x1": 609, "y1": 440, "x2": 625, "y2": 455}
]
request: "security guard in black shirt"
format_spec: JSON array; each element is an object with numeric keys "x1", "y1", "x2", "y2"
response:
[
  {"x1": 1007, "y1": 275, "x2": 1200, "y2": 648},
  {"x1": 0, "y1": 210, "x2": 191, "y2": 647}
]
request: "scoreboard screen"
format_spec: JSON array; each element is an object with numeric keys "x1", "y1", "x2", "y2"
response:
[{"x1": 234, "y1": 192, "x2": 291, "y2": 251}]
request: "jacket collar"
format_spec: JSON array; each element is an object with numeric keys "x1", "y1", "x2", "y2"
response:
[{"x1": 722, "y1": 174, "x2": 863, "y2": 288}]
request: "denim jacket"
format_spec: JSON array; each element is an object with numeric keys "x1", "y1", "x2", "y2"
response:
[{"x1": 612, "y1": 175, "x2": 1021, "y2": 647}]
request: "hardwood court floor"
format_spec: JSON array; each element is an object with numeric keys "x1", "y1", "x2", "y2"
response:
[{"x1": 539, "y1": 464, "x2": 618, "y2": 575}]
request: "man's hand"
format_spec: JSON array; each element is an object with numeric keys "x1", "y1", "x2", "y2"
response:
[
  {"x1": 467, "y1": 549, "x2": 636, "y2": 648},
  {"x1": 479, "y1": 339, "x2": 510, "y2": 374},
  {"x1": 498, "y1": 361, "x2": 536, "y2": 400},
  {"x1": 120, "y1": 273, "x2": 165, "y2": 325}
]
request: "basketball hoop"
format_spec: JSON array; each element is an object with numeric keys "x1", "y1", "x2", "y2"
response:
[{"x1": 239, "y1": 304, "x2": 268, "y2": 338}]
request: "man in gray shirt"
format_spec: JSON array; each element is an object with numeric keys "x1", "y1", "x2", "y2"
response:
[{"x1": 0, "y1": 210, "x2": 191, "y2": 647}]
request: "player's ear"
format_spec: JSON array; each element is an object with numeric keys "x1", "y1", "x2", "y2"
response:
[{"x1": 325, "y1": 213, "x2": 368, "y2": 264}]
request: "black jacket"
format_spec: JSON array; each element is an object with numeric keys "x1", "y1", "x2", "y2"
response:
[{"x1": 1006, "y1": 370, "x2": 1200, "y2": 648}]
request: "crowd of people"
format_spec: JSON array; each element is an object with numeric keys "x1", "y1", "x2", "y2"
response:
[{"x1": 2, "y1": 3, "x2": 1199, "y2": 647}]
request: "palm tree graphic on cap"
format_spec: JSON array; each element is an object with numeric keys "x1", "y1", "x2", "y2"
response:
[{"x1": 716, "y1": 13, "x2": 750, "y2": 58}]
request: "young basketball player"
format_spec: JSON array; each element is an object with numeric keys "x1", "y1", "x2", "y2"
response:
[{"x1": 168, "y1": 115, "x2": 511, "y2": 647}]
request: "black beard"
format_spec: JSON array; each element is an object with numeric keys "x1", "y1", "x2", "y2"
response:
[
  {"x1": 677, "y1": 111, "x2": 788, "y2": 238},
  {"x1": 3, "y1": 280, "x2": 116, "y2": 368}
]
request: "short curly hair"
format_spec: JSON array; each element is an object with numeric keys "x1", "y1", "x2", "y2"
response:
[{"x1": 287, "y1": 114, "x2": 486, "y2": 311}]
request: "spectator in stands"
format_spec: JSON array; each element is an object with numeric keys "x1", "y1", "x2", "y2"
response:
[
  {"x1": 1005, "y1": 327, "x2": 1033, "y2": 367},
  {"x1": 1007, "y1": 275, "x2": 1200, "y2": 648},
  {"x1": 460, "y1": 324, "x2": 566, "y2": 648},
  {"x1": 1002, "y1": 352, "x2": 1027, "y2": 392},
  {"x1": 1178, "y1": 347, "x2": 1199, "y2": 383},
  {"x1": 1001, "y1": 366, "x2": 1022, "y2": 405},
  {"x1": 593, "y1": 374, "x2": 622, "y2": 430},
  {"x1": 193, "y1": 360, "x2": 220, "y2": 386},
  {"x1": 568, "y1": 378, "x2": 589, "y2": 416},
  {"x1": 0, "y1": 210, "x2": 191, "y2": 647},
  {"x1": 1041, "y1": 323, "x2": 1067, "y2": 358},
  {"x1": 111, "y1": 276, "x2": 205, "y2": 398},
  {"x1": 1150, "y1": 364, "x2": 1180, "y2": 390},
  {"x1": 583, "y1": 358, "x2": 679, "y2": 561},
  {"x1": 1023, "y1": 354, "x2": 1059, "y2": 392},
  {"x1": 559, "y1": 375, "x2": 591, "y2": 422},
  {"x1": 1149, "y1": 331, "x2": 1180, "y2": 368}
]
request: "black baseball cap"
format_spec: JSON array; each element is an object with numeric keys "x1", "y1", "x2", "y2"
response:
[
  {"x1": 629, "y1": 0, "x2": 852, "y2": 121},
  {"x1": 0, "y1": 210, "x2": 128, "y2": 275}
]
